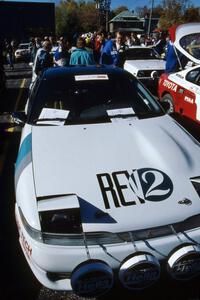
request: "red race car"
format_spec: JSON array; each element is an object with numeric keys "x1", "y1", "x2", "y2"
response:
[{"x1": 158, "y1": 23, "x2": 200, "y2": 124}]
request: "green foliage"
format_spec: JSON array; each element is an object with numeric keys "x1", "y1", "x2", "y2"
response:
[
  {"x1": 55, "y1": 0, "x2": 98, "y2": 38},
  {"x1": 158, "y1": 0, "x2": 194, "y2": 30},
  {"x1": 113, "y1": 6, "x2": 128, "y2": 16},
  {"x1": 183, "y1": 7, "x2": 200, "y2": 23}
]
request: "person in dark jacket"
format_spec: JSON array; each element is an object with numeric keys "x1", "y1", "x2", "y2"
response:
[{"x1": 69, "y1": 37, "x2": 95, "y2": 65}]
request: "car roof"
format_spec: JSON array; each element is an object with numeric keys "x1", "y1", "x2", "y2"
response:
[
  {"x1": 42, "y1": 65, "x2": 130, "y2": 80},
  {"x1": 19, "y1": 43, "x2": 29, "y2": 46}
]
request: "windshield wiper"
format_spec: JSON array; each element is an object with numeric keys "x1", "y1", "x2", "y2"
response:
[
  {"x1": 109, "y1": 113, "x2": 137, "y2": 119},
  {"x1": 33, "y1": 118, "x2": 67, "y2": 125}
]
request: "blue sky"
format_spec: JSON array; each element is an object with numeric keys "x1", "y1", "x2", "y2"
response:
[
  {"x1": 3, "y1": 0, "x2": 200, "y2": 10},
  {"x1": 111, "y1": 0, "x2": 200, "y2": 10}
]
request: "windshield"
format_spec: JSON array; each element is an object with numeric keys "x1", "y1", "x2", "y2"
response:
[
  {"x1": 28, "y1": 72, "x2": 163, "y2": 125},
  {"x1": 180, "y1": 33, "x2": 200, "y2": 60},
  {"x1": 125, "y1": 48, "x2": 158, "y2": 60}
]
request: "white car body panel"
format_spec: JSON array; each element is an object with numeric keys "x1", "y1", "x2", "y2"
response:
[
  {"x1": 15, "y1": 125, "x2": 41, "y2": 230},
  {"x1": 162, "y1": 66, "x2": 200, "y2": 121},
  {"x1": 20, "y1": 115, "x2": 200, "y2": 234},
  {"x1": 15, "y1": 65, "x2": 200, "y2": 292},
  {"x1": 174, "y1": 23, "x2": 200, "y2": 65},
  {"x1": 15, "y1": 203, "x2": 200, "y2": 290},
  {"x1": 124, "y1": 59, "x2": 165, "y2": 77}
]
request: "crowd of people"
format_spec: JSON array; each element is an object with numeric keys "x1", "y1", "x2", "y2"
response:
[
  {"x1": 0, "y1": 27, "x2": 188, "y2": 79},
  {"x1": 28, "y1": 30, "x2": 169, "y2": 77}
]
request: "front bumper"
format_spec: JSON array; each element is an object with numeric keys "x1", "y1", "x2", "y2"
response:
[{"x1": 15, "y1": 204, "x2": 200, "y2": 291}]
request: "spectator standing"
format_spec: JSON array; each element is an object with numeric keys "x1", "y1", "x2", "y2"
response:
[
  {"x1": 54, "y1": 38, "x2": 71, "y2": 67},
  {"x1": 32, "y1": 37, "x2": 42, "y2": 63},
  {"x1": 100, "y1": 31, "x2": 128, "y2": 67},
  {"x1": 69, "y1": 37, "x2": 95, "y2": 65},
  {"x1": 152, "y1": 31, "x2": 166, "y2": 56},
  {"x1": 165, "y1": 25, "x2": 188, "y2": 73},
  {"x1": 29, "y1": 37, "x2": 35, "y2": 62},
  {"x1": 35, "y1": 41, "x2": 53, "y2": 75},
  {"x1": 93, "y1": 31, "x2": 106, "y2": 63},
  {"x1": 5, "y1": 41, "x2": 14, "y2": 70},
  {"x1": 130, "y1": 32, "x2": 140, "y2": 46}
]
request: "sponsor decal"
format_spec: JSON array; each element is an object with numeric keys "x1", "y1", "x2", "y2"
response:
[
  {"x1": 119, "y1": 252, "x2": 160, "y2": 290},
  {"x1": 75, "y1": 74, "x2": 108, "y2": 81},
  {"x1": 167, "y1": 244, "x2": 200, "y2": 280},
  {"x1": 176, "y1": 74, "x2": 184, "y2": 79},
  {"x1": 184, "y1": 96, "x2": 194, "y2": 104},
  {"x1": 178, "y1": 198, "x2": 192, "y2": 206},
  {"x1": 163, "y1": 79, "x2": 177, "y2": 92},
  {"x1": 15, "y1": 133, "x2": 32, "y2": 187},
  {"x1": 20, "y1": 232, "x2": 32, "y2": 259},
  {"x1": 71, "y1": 260, "x2": 113, "y2": 297},
  {"x1": 97, "y1": 168, "x2": 173, "y2": 209}
]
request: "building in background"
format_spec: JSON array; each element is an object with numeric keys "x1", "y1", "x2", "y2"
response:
[
  {"x1": 0, "y1": 0, "x2": 55, "y2": 40},
  {"x1": 109, "y1": 10, "x2": 159, "y2": 35},
  {"x1": 109, "y1": 11, "x2": 144, "y2": 34}
]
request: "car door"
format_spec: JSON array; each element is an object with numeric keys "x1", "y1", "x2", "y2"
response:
[{"x1": 182, "y1": 67, "x2": 200, "y2": 122}]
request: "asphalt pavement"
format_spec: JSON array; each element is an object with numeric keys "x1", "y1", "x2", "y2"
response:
[{"x1": 1, "y1": 63, "x2": 200, "y2": 300}]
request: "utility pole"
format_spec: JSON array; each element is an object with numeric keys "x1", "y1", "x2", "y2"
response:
[
  {"x1": 95, "y1": 0, "x2": 111, "y2": 30},
  {"x1": 147, "y1": 0, "x2": 154, "y2": 36}
]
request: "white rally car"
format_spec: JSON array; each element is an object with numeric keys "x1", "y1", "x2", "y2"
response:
[
  {"x1": 124, "y1": 46, "x2": 165, "y2": 93},
  {"x1": 14, "y1": 65, "x2": 200, "y2": 297},
  {"x1": 158, "y1": 23, "x2": 200, "y2": 124},
  {"x1": 15, "y1": 43, "x2": 30, "y2": 62}
]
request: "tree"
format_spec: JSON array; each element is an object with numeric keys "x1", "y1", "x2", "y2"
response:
[
  {"x1": 158, "y1": 0, "x2": 190, "y2": 30},
  {"x1": 56, "y1": 0, "x2": 80, "y2": 38},
  {"x1": 183, "y1": 7, "x2": 200, "y2": 23},
  {"x1": 135, "y1": 5, "x2": 149, "y2": 18},
  {"x1": 56, "y1": 0, "x2": 98, "y2": 38},
  {"x1": 113, "y1": 6, "x2": 128, "y2": 16},
  {"x1": 79, "y1": 2, "x2": 98, "y2": 33}
]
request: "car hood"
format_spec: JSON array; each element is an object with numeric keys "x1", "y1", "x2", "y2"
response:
[
  {"x1": 124, "y1": 59, "x2": 165, "y2": 71},
  {"x1": 31, "y1": 116, "x2": 200, "y2": 233},
  {"x1": 174, "y1": 23, "x2": 200, "y2": 65}
]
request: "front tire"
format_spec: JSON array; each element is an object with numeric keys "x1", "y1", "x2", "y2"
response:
[{"x1": 161, "y1": 94, "x2": 174, "y2": 114}]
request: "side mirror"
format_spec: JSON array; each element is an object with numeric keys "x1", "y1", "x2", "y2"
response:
[
  {"x1": 0, "y1": 113, "x2": 14, "y2": 131},
  {"x1": 151, "y1": 70, "x2": 159, "y2": 80},
  {"x1": 12, "y1": 111, "x2": 27, "y2": 125}
]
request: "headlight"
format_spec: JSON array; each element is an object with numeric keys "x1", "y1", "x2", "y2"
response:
[
  {"x1": 39, "y1": 208, "x2": 82, "y2": 234},
  {"x1": 19, "y1": 207, "x2": 200, "y2": 247},
  {"x1": 137, "y1": 70, "x2": 146, "y2": 77}
]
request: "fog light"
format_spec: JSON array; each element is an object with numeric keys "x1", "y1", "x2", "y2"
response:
[
  {"x1": 119, "y1": 252, "x2": 160, "y2": 290},
  {"x1": 71, "y1": 259, "x2": 113, "y2": 297},
  {"x1": 167, "y1": 243, "x2": 200, "y2": 280}
]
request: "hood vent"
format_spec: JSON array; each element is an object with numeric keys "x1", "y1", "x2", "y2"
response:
[{"x1": 191, "y1": 177, "x2": 200, "y2": 197}]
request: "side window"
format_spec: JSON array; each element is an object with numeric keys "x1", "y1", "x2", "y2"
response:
[
  {"x1": 180, "y1": 34, "x2": 200, "y2": 59},
  {"x1": 186, "y1": 68, "x2": 200, "y2": 84}
]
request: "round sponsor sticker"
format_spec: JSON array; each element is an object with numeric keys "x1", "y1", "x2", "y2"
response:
[
  {"x1": 167, "y1": 243, "x2": 200, "y2": 280},
  {"x1": 119, "y1": 252, "x2": 160, "y2": 290},
  {"x1": 71, "y1": 259, "x2": 113, "y2": 297}
]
